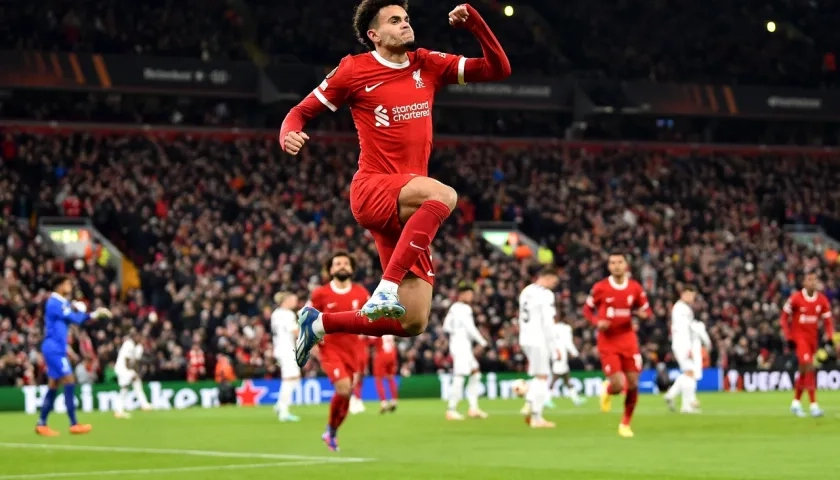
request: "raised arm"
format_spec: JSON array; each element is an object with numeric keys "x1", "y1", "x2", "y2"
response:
[{"x1": 434, "y1": 5, "x2": 511, "y2": 85}]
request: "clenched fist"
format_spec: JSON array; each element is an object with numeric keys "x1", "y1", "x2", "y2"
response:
[
  {"x1": 448, "y1": 4, "x2": 469, "y2": 26},
  {"x1": 282, "y1": 131, "x2": 310, "y2": 155}
]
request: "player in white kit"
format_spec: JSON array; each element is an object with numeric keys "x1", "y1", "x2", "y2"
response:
[
  {"x1": 518, "y1": 267, "x2": 559, "y2": 428},
  {"x1": 550, "y1": 316, "x2": 585, "y2": 407},
  {"x1": 272, "y1": 292, "x2": 301, "y2": 422},
  {"x1": 444, "y1": 283, "x2": 489, "y2": 420},
  {"x1": 664, "y1": 285, "x2": 710, "y2": 413},
  {"x1": 113, "y1": 329, "x2": 152, "y2": 418}
]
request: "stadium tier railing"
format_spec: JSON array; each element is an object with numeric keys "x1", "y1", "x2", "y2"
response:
[{"x1": 4, "y1": 120, "x2": 840, "y2": 156}]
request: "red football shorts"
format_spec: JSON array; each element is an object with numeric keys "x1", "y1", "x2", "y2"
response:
[
  {"x1": 320, "y1": 353, "x2": 357, "y2": 384},
  {"x1": 599, "y1": 349, "x2": 642, "y2": 376},
  {"x1": 374, "y1": 355, "x2": 398, "y2": 377},
  {"x1": 794, "y1": 339, "x2": 817, "y2": 365},
  {"x1": 350, "y1": 173, "x2": 436, "y2": 286}
]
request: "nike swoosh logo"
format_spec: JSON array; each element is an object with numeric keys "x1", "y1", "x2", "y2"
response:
[
  {"x1": 327, "y1": 303, "x2": 337, "y2": 308},
  {"x1": 427, "y1": 270, "x2": 435, "y2": 277},
  {"x1": 365, "y1": 82, "x2": 384, "y2": 92},
  {"x1": 409, "y1": 241, "x2": 424, "y2": 251}
]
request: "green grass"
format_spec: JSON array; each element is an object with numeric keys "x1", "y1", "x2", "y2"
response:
[{"x1": 0, "y1": 392, "x2": 835, "y2": 480}]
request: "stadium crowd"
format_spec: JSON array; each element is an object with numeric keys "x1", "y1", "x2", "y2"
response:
[
  {"x1": 531, "y1": 0, "x2": 840, "y2": 86},
  {"x1": 2, "y1": 0, "x2": 837, "y2": 84},
  {"x1": 1, "y1": 128, "x2": 839, "y2": 387}
]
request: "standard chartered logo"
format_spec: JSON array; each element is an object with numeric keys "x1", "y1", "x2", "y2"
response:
[
  {"x1": 374, "y1": 102, "x2": 431, "y2": 127},
  {"x1": 374, "y1": 105, "x2": 390, "y2": 127}
]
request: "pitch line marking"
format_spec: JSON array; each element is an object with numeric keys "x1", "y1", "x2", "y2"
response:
[
  {"x1": 0, "y1": 461, "x2": 332, "y2": 479},
  {"x1": 0, "y1": 442, "x2": 373, "y2": 463}
]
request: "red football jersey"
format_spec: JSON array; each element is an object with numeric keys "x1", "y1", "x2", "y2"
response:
[
  {"x1": 310, "y1": 281, "x2": 371, "y2": 360},
  {"x1": 374, "y1": 335, "x2": 399, "y2": 361},
  {"x1": 583, "y1": 276, "x2": 651, "y2": 352},
  {"x1": 311, "y1": 49, "x2": 465, "y2": 175},
  {"x1": 781, "y1": 289, "x2": 834, "y2": 344}
]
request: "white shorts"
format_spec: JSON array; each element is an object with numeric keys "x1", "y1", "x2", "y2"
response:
[
  {"x1": 674, "y1": 350, "x2": 702, "y2": 379},
  {"x1": 116, "y1": 368, "x2": 137, "y2": 387},
  {"x1": 277, "y1": 354, "x2": 301, "y2": 379},
  {"x1": 522, "y1": 345, "x2": 551, "y2": 377},
  {"x1": 552, "y1": 360, "x2": 569, "y2": 375},
  {"x1": 451, "y1": 350, "x2": 479, "y2": 376}
]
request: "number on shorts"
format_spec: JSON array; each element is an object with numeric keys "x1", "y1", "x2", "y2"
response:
[
  {"x1": 61, "y1": 357, "x2": 71, "y2": 373},
  {"x1": 633, "y1": 354, "x2": 642, "y2": 371}
]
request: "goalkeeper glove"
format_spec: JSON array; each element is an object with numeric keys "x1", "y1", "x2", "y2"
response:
[{"x1": 91, "y1": 307, "x2": 113, "y2": 319}]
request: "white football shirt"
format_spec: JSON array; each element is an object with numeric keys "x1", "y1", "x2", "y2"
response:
[
  {"x1": 518, "y1": 283, "x2": 556, "y2": 348},
  {"x1": 116, "y1": 339, "x2": 143, "y2": 371},
  {"x1": 443, "y1": 301, "x2": 487, "y2": 351},
  {"x1": 550, "y1": 323, "x2": 578, "y2": 362},
  {"x1": 271, "y1": 307, "x2": 298, "y2": 354},
  {"x1": 670, "y1": 299, "x2": 695, "y2": 352}
]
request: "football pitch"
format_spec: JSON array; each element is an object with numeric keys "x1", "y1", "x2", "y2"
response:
[{"x1": 0, "y1": 392, "x2": 835, "y2": 480}]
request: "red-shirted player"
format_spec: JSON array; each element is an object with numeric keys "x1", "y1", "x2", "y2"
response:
[
  {"x1": 309, "y1": 252, "x2": 371, "y2": 451},
  {"x1": 373, "y1": 335, "x2": 400, "y2": 412},
  {"x1": 780, "y1": 271, "x2": 834, "y2": 418},
  {"x1": 582, "y1": 252, "x2": 651, "y2": 438},
  {"x1": 280, "y1": 1, "x2": 511, "y2": 369}
]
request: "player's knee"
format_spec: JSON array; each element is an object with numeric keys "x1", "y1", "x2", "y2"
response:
[
  {"x1": 684, "y1": 370, "x2": 695, "y2": 379},
  {"x1": 400, "y1": 315, "x2": 428, "y2": 336},
  {"x1": 429, "y1": 184, "x2": 458, "y2": 212},
  {"x1": 335, "y1": 379, "x2": 353, "y2": 397}
]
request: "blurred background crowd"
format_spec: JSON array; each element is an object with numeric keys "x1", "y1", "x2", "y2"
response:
[{"x1": 1, "y1": 0, "x2": 839, "y2": 387}]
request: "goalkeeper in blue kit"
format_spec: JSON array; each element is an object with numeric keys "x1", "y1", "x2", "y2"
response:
[{"x1": 35, "y1": 275, "x2": 111, "y2": 436}]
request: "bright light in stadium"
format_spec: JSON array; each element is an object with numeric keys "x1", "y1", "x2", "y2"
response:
[
  {"x1": 504, "y1": 5, "x2": 514, "y2": 17},
  {"x1": 766, "y1": 21, "x2": 776, "y2": 33}
]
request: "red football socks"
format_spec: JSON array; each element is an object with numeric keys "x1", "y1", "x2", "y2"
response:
[
  {"x1": 375, "y1": 377, "x2": 386, "y2": 401},
  {"x1": 382, "y1": 200, "x2": 450, "y2": 284},
  {"x1": 375, "y1": 377, "x2": 399, "y2": 401},
  {"x1": 328, "y1": 394, "x2": 350, "y2": 431},
  {"x1": 794, "y1": 374, "x2": 804, "y2": 401},
  {"x1": 323, "y1": 311, "x2": 411, "y2": 337},
  {"x1": 387, "y1": 377, "x2": 399, "y2": 400},
  {"x1": 806, "y1": 371, "x2": 817, "y2": 403},
  {"x1": 621, "y1": 388, "x2": 638, "y2": 426}
]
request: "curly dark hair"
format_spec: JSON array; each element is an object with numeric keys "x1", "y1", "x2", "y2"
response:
[
  {"x1": 353, "y1": 0, "x2": 409, "y2": 50},
  {"x1": 323, "y1": 251, "x2": 357, "y2": 275}
]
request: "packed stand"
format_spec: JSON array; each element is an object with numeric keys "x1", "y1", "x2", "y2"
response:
[
  {"x1": 4, "y1": 0, "x2": 839, "y2": 85},
  {"x1": 0, "y1": 0, "x2": 241, "y2": 60},
  {"x1": 0, "y1": 0, "x2": 566, "y2": 74},
  {"x1": 531, "y1": 0, "x2": 840, "y2": 86},
  {"x1": 2, "y1": 131, "x2": 840, "y2": 387}
]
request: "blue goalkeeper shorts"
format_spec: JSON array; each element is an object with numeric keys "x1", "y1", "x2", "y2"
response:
[{"x1": 43, "y1": 351, "x2": 73, "y2": 380}]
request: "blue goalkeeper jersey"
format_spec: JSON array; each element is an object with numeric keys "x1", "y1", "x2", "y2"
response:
[{"x1": 41, "y1": 293, "x2": 89, "y2": 354}]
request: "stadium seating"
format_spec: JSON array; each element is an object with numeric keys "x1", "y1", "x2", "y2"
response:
[
  {"x1": 2, "y1": 126, "x2": 838, "y2": 385},
  {"x1": 4, "y1": 0, "x2": 837, "y2": 83}
]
